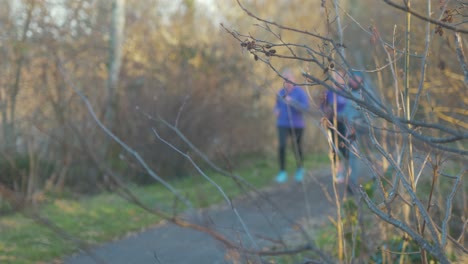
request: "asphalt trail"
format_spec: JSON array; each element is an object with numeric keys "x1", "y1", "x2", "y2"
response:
[{"x1": 65, "y1": 169, "x2": 339, "y2": 264}]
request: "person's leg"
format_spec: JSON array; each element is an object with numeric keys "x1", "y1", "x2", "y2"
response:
[
  {"x1": 292, "y1": 127, "x2": 305, "y2": 182},
  {"x1": 292, "y1": 128, "x2": 304, "y2": 168},
  {"x1": 336, "y1": 121, "x2": 348, "y2": 183},
  {"x1": 348, "y1": 135, "x2": 360, "y2": 186},
  {"x1": 337, "y1": 121, "x2": 348, "y2": 159},
  {"x1": 278, "y1": 126, "x2": 288, "y2": 171},
  {"x1": 276, "y1": 126, "x2": 288, "y2": 182}
]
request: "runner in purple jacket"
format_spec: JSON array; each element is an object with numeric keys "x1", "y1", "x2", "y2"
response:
[
  {"x1": 274, "y1": 70, "x2": 310, "y2": 183},
  {"x1": 321, "y1": 70, "x2": 363, "y2": 187}
]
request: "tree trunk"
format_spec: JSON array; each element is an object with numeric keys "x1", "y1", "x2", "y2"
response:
[
  {"x1": 4, "y1": 1, "x2": 35, "y2": 153},
  {"x1": 105, "y1": 0, "x2": 126, "y2": 131}
]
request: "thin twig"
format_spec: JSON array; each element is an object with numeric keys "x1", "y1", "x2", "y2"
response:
[
  {"x1": 58, "y1": 62, "x2": 192, "y2": 208},
  {"x1": 383, "y1": 0, "x2": 468, "y2": 34},
  {"x1": 441, "y1": 168, "x2": 466, "y2": 248}
]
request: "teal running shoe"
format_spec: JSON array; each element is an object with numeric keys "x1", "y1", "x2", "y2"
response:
[
  {"x1": 275, "y1": 171, "x2": 288, "y2": 183},
  {"x1": 295, "y1": 168, "x2": 305, "y2": 182}
]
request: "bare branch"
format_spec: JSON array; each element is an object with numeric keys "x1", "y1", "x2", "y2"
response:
[
  {"x1": 151, "y1": 127, "x2": 260, "y2": 250},
  {"x1": 358, "y1": 187, "x2": 450, "y2": 264},
  {"x1": 58, "y1": 62, "x2": 192, "y2": 208},
  {"x1": 454, "y1": 32, "x2": 468, "y2": 86},
  {"x1": 441, "y1": 168, "x2": 466, "y2": 248},
  {"x1": 383, "y1": 0, "x2": 468, "y2": 34}
]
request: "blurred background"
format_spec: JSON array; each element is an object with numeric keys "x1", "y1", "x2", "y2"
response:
[{"x1": 0, "y1": 0, "x2": 465, "y2": 205}]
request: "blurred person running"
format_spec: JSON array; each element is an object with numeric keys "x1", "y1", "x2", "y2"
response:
[
  {"x1": 343, "y1": 71, "x2": 365, "y2": 189},
  {"x1": 274, "y1": 69, "x2": 310, "y2": 183},
  {"x1": 320, "y1": 70, "x2": 362, "y2": 185}
]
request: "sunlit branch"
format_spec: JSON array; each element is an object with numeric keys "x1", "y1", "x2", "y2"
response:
[
  {"x1": 341, "y1": 4, "x2": 421, "y2": 59},
  {"x1": 234, "y1": 0, "x2": 351, "y2": 69},
  {"x1": 235, "y1": 0, "x2": 331, "y2": 41},
  {"x1": 383, "y1": 0, "x2": 468, "y2": 34},
  {"x1": 454, "y1": 32, "x2": 468, "y2": 85},
  {"x1": 411, "y1": 0, "x2": 432, "y2": 121}
]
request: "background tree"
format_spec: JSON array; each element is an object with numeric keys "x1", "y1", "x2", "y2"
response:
[{"x1": 105, "y1": 0, "x2": 125, "y2": 133}]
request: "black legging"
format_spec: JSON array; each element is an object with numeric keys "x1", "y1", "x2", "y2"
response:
[
  {"x1": 278, "y1": 126, "x2": 304, "y2": 171},
  {"x1": 328, "y1": 119, "x2": 348, "y2": 161}
]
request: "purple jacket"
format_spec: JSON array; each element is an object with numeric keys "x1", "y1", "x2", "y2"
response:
[
  {"x1": 324, "y1": 90, "x2": 347, "y2": 113},
  {"x1": 275, "y1": 86, "x2": 309, "y2": 128}
]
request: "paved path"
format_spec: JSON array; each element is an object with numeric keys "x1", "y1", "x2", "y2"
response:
[{"x1": 65, "y1": 169, "x2": 343, "y2": 264}]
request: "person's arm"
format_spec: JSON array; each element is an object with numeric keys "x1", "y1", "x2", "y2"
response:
[
  {"x1": 285, "y1": 87, "x2": 309, "y2": 111},
  {"x1": 274, "y1": 91, "x2": 281, "y2": 117}
]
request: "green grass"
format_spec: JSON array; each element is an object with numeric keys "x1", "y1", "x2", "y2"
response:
[{"x1": 0, "y1": 154, "x2": 328, "y2": 264}]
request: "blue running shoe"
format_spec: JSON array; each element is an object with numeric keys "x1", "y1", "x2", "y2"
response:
[
  {"x1": 295, "y1": 168, "x2": 305, "y2": 182},
  {"x1": 275, "y1": 171, "x2": 288, "y2": 183}
]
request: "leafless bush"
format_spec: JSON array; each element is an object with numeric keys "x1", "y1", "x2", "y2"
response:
[{"x1": 219, "y1": 0, "x2": 467, "y2": 263}]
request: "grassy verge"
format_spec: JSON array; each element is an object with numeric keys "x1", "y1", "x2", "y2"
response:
[{"x1": 0, "y1": 154, "x2": 328, "y2": 264}]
